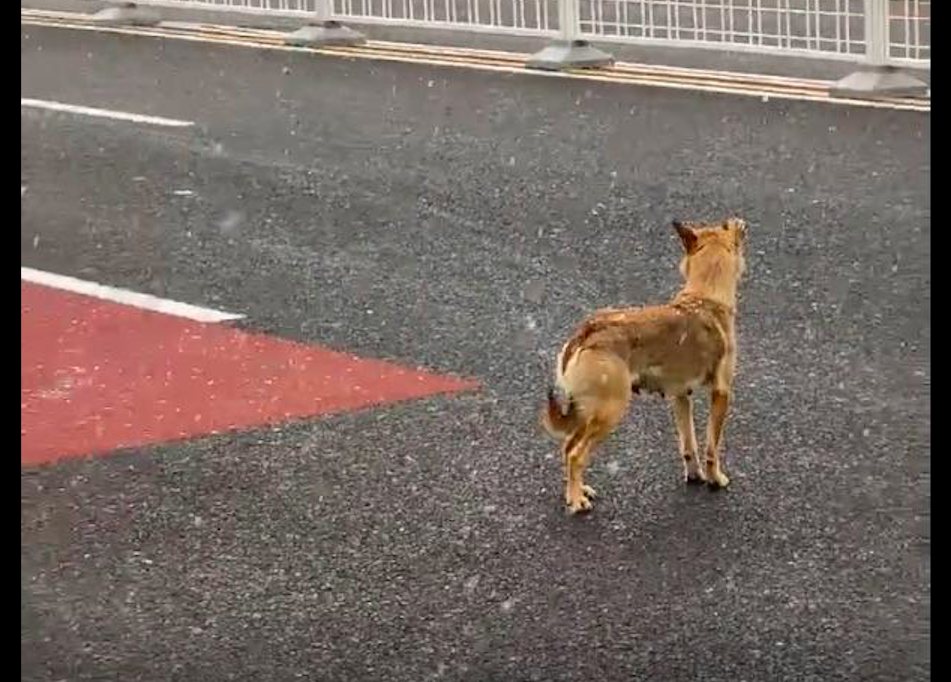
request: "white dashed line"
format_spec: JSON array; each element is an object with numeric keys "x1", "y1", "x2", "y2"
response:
[
  {"x1": 21, "y1": 98, "x2": 195, "y2": 128},
  {"x1": 21, "y1": 267, "x2": 243, "y2": 323}
]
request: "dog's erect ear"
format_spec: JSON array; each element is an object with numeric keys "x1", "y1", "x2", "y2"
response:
[
  {"x1": 672, "y1": 220, "x2": 698, "y2": 252},
  {"x1": 730, "y1": 218, "x2": 747, "y2": 246}
]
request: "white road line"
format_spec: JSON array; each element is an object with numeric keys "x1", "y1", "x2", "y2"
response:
[
  {"x1": 21, "y1": 267, "x2": 243, "y2": 323},
  {"x1": 20, "y1": 98, "x2": 195, "y2": 128}
]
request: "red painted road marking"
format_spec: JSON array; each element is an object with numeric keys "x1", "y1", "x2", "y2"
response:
[{"x1": 21, "y1": 282, "x2": 477, "y2": 466}]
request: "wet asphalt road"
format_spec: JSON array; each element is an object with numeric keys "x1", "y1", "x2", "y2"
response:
[{"x1": 21, "y1": 24, "x2": 929, "y2": 682}]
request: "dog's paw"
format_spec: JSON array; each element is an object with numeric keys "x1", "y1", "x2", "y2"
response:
[
  {"x1": 706, "y1": 470, "x2": 730, "y2": 490},
  {"x1": 683, "y1": 455, "x2": 707, "y2": 485},
  {"x1": 684, "y1": 463, "x2": 707, "y2": 485},
  {"x1": 566, "y1": 492, "x2": 593, "y2": 514},
  {"x1": 581, "y1": 484, "x2": 597, "y2": 499}
]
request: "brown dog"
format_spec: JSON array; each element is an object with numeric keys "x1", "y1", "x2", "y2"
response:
[{"x1": 542, "y1": 218, "x2": 747, "y2": 513}]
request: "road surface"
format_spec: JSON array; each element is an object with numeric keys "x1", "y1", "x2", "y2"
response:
[{"x1": 21, "y1": 22, "x2": 929, "y2": 682}]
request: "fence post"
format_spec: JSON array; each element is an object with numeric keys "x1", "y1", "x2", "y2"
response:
[
  {"x1": 830, "y1": 0, "x2": 926, "y2": 98},
  {"x1": 864, "y1": 0, "x2": 889, "y2": 67},
  {"x1": 284, "y1": 0, "x2": 366, "y2": 47},
  {"x1": 526, "y1": 0, "x2": 613, "y2": 70},
  {"x1": 558, "y1": 0, "x2": 580, "y2": 42}
]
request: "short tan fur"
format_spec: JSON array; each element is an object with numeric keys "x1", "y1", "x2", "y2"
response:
[{"x1": 542, "y1": 217, "x2": 747, "y2": 513}]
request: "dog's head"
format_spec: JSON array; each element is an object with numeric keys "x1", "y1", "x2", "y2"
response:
[{"x1": 672, "y1": 217, "x2": 747, "y2": 280}]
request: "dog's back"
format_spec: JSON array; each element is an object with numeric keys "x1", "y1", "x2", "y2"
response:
[{"x1": 556, "y1": 299, "x2": 728, "y2": 399}]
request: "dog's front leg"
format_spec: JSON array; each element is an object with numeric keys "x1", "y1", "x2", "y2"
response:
[
  {"x1": 670, "y1": 395, "x2": 704, "y2": 483},
  {"x1": 704, "y1": 390, "x2": 731, "y2": 488}
]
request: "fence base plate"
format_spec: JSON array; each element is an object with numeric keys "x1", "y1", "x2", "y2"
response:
[
  {"x1": 284, "y1": 22, "x2": 366, "y2": 47},
  {"x1": 830, "y1": 66, "x2": 928, "y2": 99},
  {"x1": 526, "y1": 40, "x2": 613, "y2": 71},
  {"x1": 90, "y1": 3, "x2": 161, "y2": 27}
]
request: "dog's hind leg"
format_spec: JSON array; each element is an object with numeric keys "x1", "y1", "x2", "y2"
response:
[
  {"x1": 670, "y1": 394, "x2": 704, "y2": 484},
  {"x1": 559, "y1": 351, "x2": 632, "y2": 512},
  {"x1": 563, "y1": 400, "x2": 629, "y2": 513},
  {"x1": 563, "y1": 427, "x2": 595, "y2": 513}
]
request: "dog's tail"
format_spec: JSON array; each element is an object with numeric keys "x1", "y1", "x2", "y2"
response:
[{"x1": 541, "y1": 387, "x2": 581, "y2": 440}]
